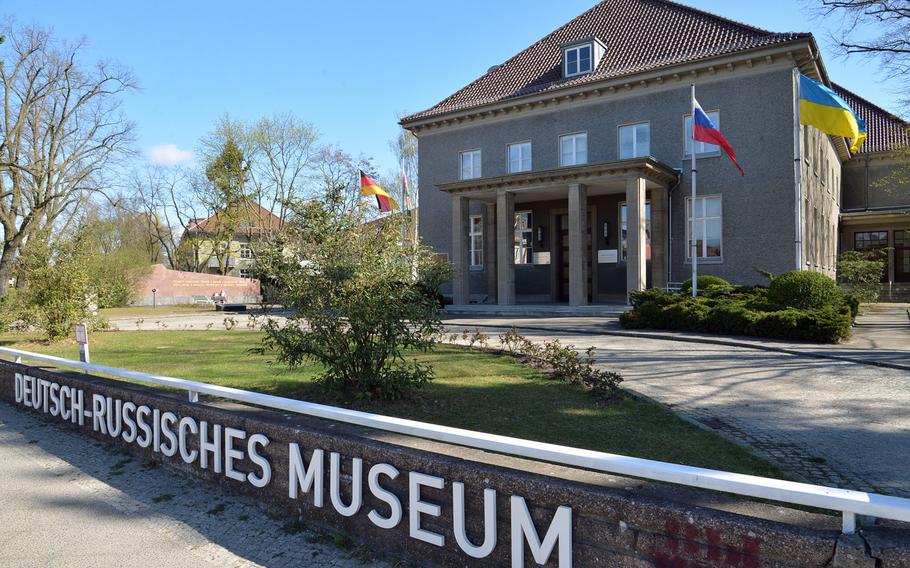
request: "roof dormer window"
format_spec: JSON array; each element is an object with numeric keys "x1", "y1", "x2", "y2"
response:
[
  {"x1": 564, "y1": 44, "x2": 592, "y2": 77},
  {"x1": 562, "y1": 38, "x2": 605, "y2": 79}
]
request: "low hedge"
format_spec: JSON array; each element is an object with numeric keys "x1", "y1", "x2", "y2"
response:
[
  {"x1": 680, "y1": 275, "x2": 730, "y2": 295},
  {"x1": 621, "y1": 287, "x2": 853, "y2": 343}
]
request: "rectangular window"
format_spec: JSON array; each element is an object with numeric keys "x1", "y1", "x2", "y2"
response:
[
  {"x1": 564, "y1": 44, "x2": 592, "y2": 77},
  {"x1": 684, "y1": 111, "x2": 721, "y2": 156},
  {"x1": 854, "y1": 231, "x2": 888, "y2": 251},
  {"x1": 619, "y1": 202, "x2": 652, "y2": 261},
  {"x1": 459, "y1": 149, "x2": 481, "y2": 180},
  {"x1": 238, "y1": 268, "x2": 251, "y2": 278},
  {"x1": 686, "y1": 196, "x2": 722, "y2": 260},
  {"x1": 514, "y1": 211, "x2": 533, "y2": 265},
  {"x1": 619, "y1": 122, "x2": 650, "y2": 160},
  {"x1": 239, "y1": 243, "x2": 254, "y2": 259},
  {"x1": 559, "y1": 132, "x2": 587, "y2": 167},
  {"x1": 508, "y1": 141, "x2": 532, "y2": 173},
  {"x1": 469, "y1": 215, "x2": 483, "y2": 268}
]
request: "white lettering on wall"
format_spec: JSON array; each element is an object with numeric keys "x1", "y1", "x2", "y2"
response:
[
  {"x1": 367, "y1": 463, "x2": 401, "y2": 530},
  {"x1": 510, "y1": 496, "x2": 573, "y2": 568},
  {"x1": 409, "y1": 471, "x2": 445, "y2": 547},
  {"x1": 330, "y1": 452, "x2": 363, "y2": 517},
  {"x1": 7, "y1": 373, "x2": 580, "y2": 565},
  {"x1": 247, "y1": 434, "x2": 271, "y2": 488},
  {"x1": 288, "y1": 444, "x2": 324, "y2": 507},
  {"x1": 453, "y1": 482, "x2": 497, "y2": 558}
]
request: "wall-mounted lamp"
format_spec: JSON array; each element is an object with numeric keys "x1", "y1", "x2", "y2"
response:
[
  {"x1": 603, "y1": 221, "x2": 610, "y2": 244},
  {"x1": 537, "y1": 226, "x2": 545, "y2": 247}
]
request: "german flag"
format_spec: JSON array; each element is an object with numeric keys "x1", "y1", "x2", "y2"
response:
[{"x1": 360, "y1": 170, "x2": 399, "y2": 213}]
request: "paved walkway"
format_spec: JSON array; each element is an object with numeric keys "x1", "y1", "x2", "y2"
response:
[
  {"x1": 0, "y1": 402, "x2": 389, "y2": 568},
  {"x1": 443, "y1": 308, "x2": 910, "y2": 497}
]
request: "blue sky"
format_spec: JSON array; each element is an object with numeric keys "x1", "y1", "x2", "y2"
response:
[{"x1": 1, "y1": 0, "x2": 897, "y2": 174}]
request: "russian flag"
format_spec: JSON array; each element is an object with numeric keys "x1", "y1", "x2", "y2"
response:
[{"x1": 693, "y1": 99, "x2": 745, "y2": 176}]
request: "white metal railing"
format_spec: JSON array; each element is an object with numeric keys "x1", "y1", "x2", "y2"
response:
[{"x1": 3, "y1": 346, "x2": 909, "y2": 534}]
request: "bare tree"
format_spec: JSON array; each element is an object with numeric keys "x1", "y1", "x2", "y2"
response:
[
  {"x1": 815, "y1": 1, "x2": 910, "y2": 90},
  {"x1": 248, "y1": 113, "x2": 319, "y2": 231},
  {"x1": 0, "y1": 22, "x2": 136, "y2": 295},
  {"x1": 131, "y1": 166, "x2": 213, "y2": 272}
]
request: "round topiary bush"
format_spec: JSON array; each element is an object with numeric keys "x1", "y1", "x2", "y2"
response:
[
  {"x1": 680, "y1": 275, "x2": 729, "y2": 294},
  {"x1": 767, "y1": 271, "x2": 843, "y2": 310}
]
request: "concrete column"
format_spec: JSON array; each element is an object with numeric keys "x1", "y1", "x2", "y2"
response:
[
  {"x1": 626, "y1": 177, "x2": 647, "y2": 300},
  {"x1": 451, "y1": 195, "x2": 470, "y2": 305},
  {"x1": 496, "y1": 191, "x2": 515, "y2": 305},
  {"x1": 650, "y1": 186, "x2": 667, "y2": 290},
  {"x1": 568, "y1": 183, "x2": 589, "y2": 306},
  {"x1": 484, "y1": 202, "x2": 497, "y2": 303}
]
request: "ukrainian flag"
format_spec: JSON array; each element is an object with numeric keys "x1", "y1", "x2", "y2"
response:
[{"x1": 799, "y1": 74, "x2": 865, "y2": 153}]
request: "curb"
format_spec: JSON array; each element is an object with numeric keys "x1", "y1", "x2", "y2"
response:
[{"x1": 443, "y1": 321, "x2": 910, "y2": 372}]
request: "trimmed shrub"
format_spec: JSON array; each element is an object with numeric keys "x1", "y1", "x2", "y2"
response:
[
  {"x1": 681, "y1": 275, "x2": 730, "y2": 295},
  {"x1": 620, "y1": 285, "x2": 852, "y2": 343},
  {"x1": 768, "y1": 271, "x2": 843, "y2": 310}
]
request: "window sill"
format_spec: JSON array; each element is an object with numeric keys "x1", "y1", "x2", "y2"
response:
[
  {"x1": 684, "y1": 152, "x2": 722, "y2": 160},
  {"x1": 684, "y1": 257, "x2": 724, "y2": 265},
  {"x1": 470, "y1": 266, "x2": 484, "y2": 272}
]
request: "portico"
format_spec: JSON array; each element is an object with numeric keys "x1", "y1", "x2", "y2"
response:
[{"x1": 441, "y1": 158, "x2": 678, "y2": 306}]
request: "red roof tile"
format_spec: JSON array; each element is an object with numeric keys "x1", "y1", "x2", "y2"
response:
[
  {"x1": 834, "y1": 84, "x2": 910, "y2": 155},
  {"x1": 403, "y1": 0, "x2": 810, "y2": 123}
]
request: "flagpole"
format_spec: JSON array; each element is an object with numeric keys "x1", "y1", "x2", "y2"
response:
[
  {"x1": 690, "y1": 83, "x2": 698, "y2": 298},
  {"x1": 400, "y1": 158, "x2": 407, "y2": 249},
  {"x1": 792, "y1": 67, "x2": 803, "y2": 271}
]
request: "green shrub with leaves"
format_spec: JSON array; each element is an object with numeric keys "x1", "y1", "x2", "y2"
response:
[
  {"x1": 257, "y1": 199, "x2": 450, "y2": 401},
  {"x1": 768, "y1": 271, "x2": 843, "y2": 310},
  {"x1": 837, "y1": 250, "x2": 885, "y2": 304},
  {"x1": 16, "y1": 234, "x2": 97, "y2": 340},
  {"x1": 504, "y1": 334, "x2": 623, "y2": 399},
  {"x1": 680, "y1": 275, "x2": 730, "y2": 295},
  {"x1": 620, "y1": 284, "x2": 853, "y2": 343}
]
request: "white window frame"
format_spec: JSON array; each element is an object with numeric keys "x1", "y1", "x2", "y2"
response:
[
  {"x1": 618, "y1": 201, "x2": 652, "y2": 262},
  {"x1": 469, "y1": 215, "x2": 483, "y2": 269},
  {"x1": 238, "y1": 268, "x2": 251, "y2": 279},
  {"x1": 514, "y1": 211, "x2": 533, "y2": 266},
  {"x1": 507, "y1": 141, "x2": 532, "y2": 174},
  {"x1": 459, "y1": 149, "x2": 482, "y2": 180},
  {"x1": 559, "y1": 132, "x2": 588, "y2": 167},
  {"x1": 686, "y1": 195, "x2": 723, "y2": 261},
  {"x1": 563, "y1": 43, "x2": 593, "y2": 78},
  {"x1": 618, "y1": 121, "x2": 650, "y2": 160},
  {"x1": 239, "y1": 243, "x2": 254, "y2": 260},
  {"x1": 683, "y1": 110, "x2": 722, "y2": 157}
]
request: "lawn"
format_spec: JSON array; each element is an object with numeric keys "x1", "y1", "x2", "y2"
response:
[{"x1": 3, "y1": 330, "x2": 785, "y2": 479}]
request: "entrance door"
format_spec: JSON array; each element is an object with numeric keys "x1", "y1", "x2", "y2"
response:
[
  {"x1": 895, "y1": 230, "x2": 910, "y2": 283},
  {"x1": 557, "y1": 213, "x2": 593, "y2": 302}
]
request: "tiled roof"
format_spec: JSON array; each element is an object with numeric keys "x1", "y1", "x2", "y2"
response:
[
  {"x1": 403, "y1": 0, "x2": 810, "y2": 123},
  {"x1": 833, "y1": 84, "x2": 910, "y2": 155},
  {"x1": 186, "y1": 200, "x2": 282, "y2": 236}
]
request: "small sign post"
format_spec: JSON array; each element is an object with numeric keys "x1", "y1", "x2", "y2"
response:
[{"x1": 75, "y1": 323, "x2": 90, "y2": 367}]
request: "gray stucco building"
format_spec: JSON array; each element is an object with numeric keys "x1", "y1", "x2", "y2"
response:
[{"x1": 400, "y1": 0, "x2": 910, "y2": 305}]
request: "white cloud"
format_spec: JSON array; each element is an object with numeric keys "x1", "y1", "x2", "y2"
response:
[{"x1": 146, "y1": 143, "x2": 194, "y2": 166}]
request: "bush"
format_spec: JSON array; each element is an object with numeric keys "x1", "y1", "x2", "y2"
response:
[
  {"x1": 681, "y1": 275, "x2": 730, "y2": 295},
  {"x1": 499, "y1": 333, "x2": 623, "y2": 399},
  {"x1": 620, "y1": 285, "x2": 852, "y2": 343},
  {"x1": 837, "y1": 250, "x2": 885, "y2": 304},
  {"x1": 768, "y1": 271, "x2": 843, "y2": 310},
  {"x1": 257, "y1": 198, "x2": 450, "y2": 401},
  {"x1": 844, "y1": 293, "x2": 861, "y2": 319}
]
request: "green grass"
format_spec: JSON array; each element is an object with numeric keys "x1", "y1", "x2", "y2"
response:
[{"x1": 3, "y1": 330, "x2": 785, "y2": 478}]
